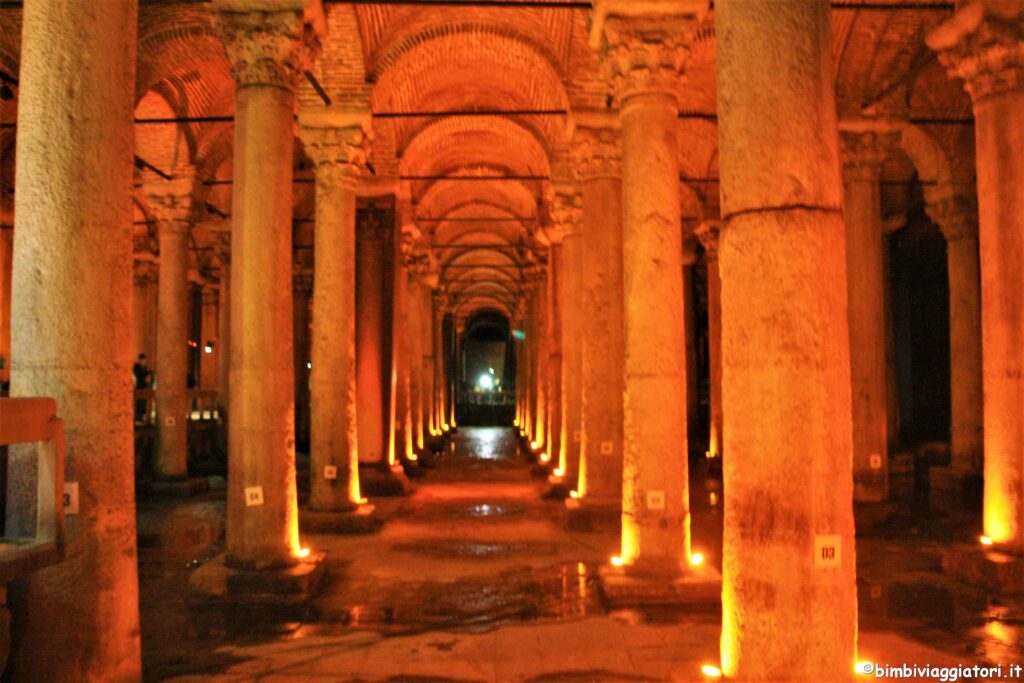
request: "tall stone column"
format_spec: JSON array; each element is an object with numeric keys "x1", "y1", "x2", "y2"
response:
[
  {"x1": 840, "y1": 127, "x2": 898, "y2": 503},
  {"x1": 927, "y1": 196, "x2": 983, "y2": 500},
  {"x1": 930, "y1": 5, "x2": 1024, "y2": 548},
  {"x1": 216, "y1": 234, "x2": 231, "y2": 417},
  {"x1": 145, "y1": 167, "x2": 195, "y2": 481},
  {"x1": 216, "y1": 2, "x2": 321, "y2": 568},
  {"x1": 544, "y1": 242, "x2": 563, "y2": 465},
  {"x1": 593, "y1": 2, "x2": 700, "y2": 576},
  {"x1": 695, "y1": 221, "x2": 723, "y2": 461},
  {"x1": 433, "y1": 292, "x2": 448, "y2": 432},
  {"x1": 553, "y1": 189, "x2": 583, "y2": 486},
  {"x1": 299, "y1": 108, "x2": 369, "y2": 511},
  {"x1": 357, "y1": 209, "x2": 388, "y2": 462},
  {"x1": 7, "y1": 1, "x2": 142, "y2": 679},
  {"x1": 421, "y1": 279, "x2": 438, "y2": 438},
  {"x1": 407, "y1": 270, "x2": 425, "y2": 451},
  {"x1": 293, "y1": 272, "x2": 312, "y2": 450},
  {"x1": 716, "y1": 0, "x2": 856, "y2": 677},
  {"x1": 532, "y1": 281, "x2": 548, "y2": 448},
  {"x1": 573, "y1": 116, "x2": 625, "y2": 511}
]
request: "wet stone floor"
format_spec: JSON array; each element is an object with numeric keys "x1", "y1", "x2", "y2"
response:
[{"x1": 137, "y1": 427, "x2": 1024, "y2": 682}]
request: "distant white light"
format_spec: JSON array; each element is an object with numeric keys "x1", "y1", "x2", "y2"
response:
[
  {"x1": 306, "y1": 362, "x2": 312, "y2": 370},
  {"x1": 478, "y1": 373, "x2": 494, "y2": 390}
]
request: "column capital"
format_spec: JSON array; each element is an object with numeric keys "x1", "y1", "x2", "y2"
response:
[
  {"x1": 927, "y1": 2, "x2": 1024, "y2": 102},
  {"x1": 548, "y1": 185, "x2": 583, "y2": 240},
  {"x1": 142, "y1": 165, "x2": 196, "y2": 231},
  {"x1": 133, "y1": 260, "x2": 158, "y2": 285},
  {"x1": 571, "y1": 111, "x2": 622, "y2": 180},
  {"x1": 298, "y1": 107, "x2": 373, "y2": 188},
  {"x1": 694, "y1": 219, "x2": 720, "y2": 258},
  {"x1": 215, "y1": 2, "x2": 323, "y2": 92},
  {"x1": 591, "y1": 0, "x2": 707, "y2": 102},
  {"x1": 927, "y1": 195, "x2": 979, "y2": 242},
  {"x1": 838, "y1": 126, "x2": 900, "y2": 181}
]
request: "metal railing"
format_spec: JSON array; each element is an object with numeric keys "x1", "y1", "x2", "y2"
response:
[{"x1": 0, "y1": 397, "x2": 65, "y2": 581}]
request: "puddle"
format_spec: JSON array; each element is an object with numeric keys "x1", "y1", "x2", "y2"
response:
[
  {"x1": 391, "y1": 540, "x2": 560, "y2": 559},
  {"x1": 446, "y1": 503, "x2": 526, "y2": 518}
]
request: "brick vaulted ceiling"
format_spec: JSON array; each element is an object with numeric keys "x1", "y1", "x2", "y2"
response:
[{"x1": 0, "y1": 1, "x2": 973, "y2": 321}]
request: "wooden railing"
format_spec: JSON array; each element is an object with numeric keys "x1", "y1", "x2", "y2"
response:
[
  {"x1": 134, "y1": 389, "x2": 220, "y2": 426},
  {"x1": 0, "y1": 398, "x2": 65, "y2": 581}
]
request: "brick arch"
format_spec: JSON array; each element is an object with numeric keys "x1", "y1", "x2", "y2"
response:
[{"x1": 400, "y1": 115, "x2": 551, "y2": 178}]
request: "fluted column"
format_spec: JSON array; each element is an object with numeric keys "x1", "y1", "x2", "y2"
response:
[
  {"x1": 551, "y1": 188, "x2": 583, "y2": 486},
  {"x1": 840, "y1": 127, "x2": 898, "y2": 503},
  {"x1": 716, "y1": 0, "x2": 856, "y2": 677},
  {"x1": 7, "y1": 1, "x2": 142, "y2": 679},
  {"x1": 145, "y1": 167, "x2": 196, "y2": 481},
  {"x1": 930, "y1": 5, "x2": 1024, "y2": 548},
  {"x1": 299, "y1": 110, "x2": 369, "y2": 511},
  {"x1": 216, "y1": 1, "x2": 321, "y2": 568},
  {"x1": 695, "y1": 221, "x2": 723, "y2": 461},
  {"x1": 928, "y1": 197, "x2": 984, "y2": 491},
  {"x1": 573, "y1": 116, "x2": 624, "y2": 508},
  {"x1": 593, "y1": 2, "x2": 701, "y2": 576}
]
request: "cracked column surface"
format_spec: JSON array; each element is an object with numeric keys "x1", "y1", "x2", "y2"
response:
[
  {"x1": 7, "y1": 0, "x2": 142, "y2": 680},
  {"x1": 300, "y1": 107, "x2": 370, "y2": 511},
  {"x1": 216, "y1": 0, "x2": 322, "y2": 568},
  {"x1": 573, "y1": 116, "x2": 624, "y2": 509},
  {"x1": 841, "y1": 127, "x2": 898, "y2": 503},
  {"x1": 145, "y1": 166, "x2": 196, "y2": 481},
  {"x1": 716, "y1": 0, "x2": 857, "y2": 678},
  {"x1": 593, "y1": 0, "x2": 703, "y2": 576},
  {"x1": 930, "y1": 4, "x2": 1024, "y2": 547}
]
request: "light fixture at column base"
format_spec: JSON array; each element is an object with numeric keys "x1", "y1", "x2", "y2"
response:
[
  {"x1": 598, "y1": 562, "x2": 721, "y2": 609},
  {"x1": 299, "y1": 504, "x2": 379, "y2": 535},
  {"x1": 188, "y1": 551, "x2": 326, "y2": 606}
]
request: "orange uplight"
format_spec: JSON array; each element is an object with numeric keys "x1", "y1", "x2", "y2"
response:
[
  {"x1": 298, "y1": 547, "x2": 311, "y2": 559},
  {"x1": 408, "y1": 453, "x2": 419, "y2": 462},
  {"x1": 701, "y1": 664, "x2": 722, "y2": 679},
  {"x1": 981, "y1": 535, "x2": 994, "y2": 546},
  {"x1": 690, "y1": 552, "x2": 704, "y2": 566},
  {"x1": 539, "y1": 452, "x2": 550, "y2": 463},
  {"x1": 357, "y1": 496, "x2": 369, "y2": 505},
  {"x1": 569, "y1": 490, "x2": 579, "y2": 499},
  {"x1": 709, "y1": 492, "x2": 719, "y2": 506},
  {"x1": 531, "y1": 441, "x2": 539, "y2": 450},
  {"x1": 610, "y1": 556, "x2": 624, "y2": 568},
  {"x1": 553, "y1": 467, "x2": 564, "y2": 477}
]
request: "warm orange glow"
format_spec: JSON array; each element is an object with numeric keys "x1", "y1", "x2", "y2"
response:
[
  {"x1": 981, "y1": 535, "x2": 994, "y2": 546},
  {"x1": 357, "y1": 496, "x2": 368, "y2": 505},
  {"x1": 690, "y1": 552, "x2": 704, "y2": 566},
  {"x1": 709, "y1": 492, "x2": 718, "y2": 506},
  {"x1": 855, "y1": 661, "x2": 874, "y2": 676},
  {"x1": 539, "y1": 452, "x2": 550, "y2": 464},
  {"x1": 569, "y1": 490, "x2": 579, "y2": 499},
  {"x1": 553, "y1": 467, "x2": 564, "y2": 478},
  {"x1": 408, "y1": 453, "x2": 419, "y2": 462},
  {"x1": 610, "y1": 555, "x2": 624, "y2": 568},
  {"x1": 701, "y1": 664, "x2": 722, "y2": 679},
  {"x1": 531, "y1": 441, "x2": 539, "y2": 450},
  {"x1": 298, "y1": 547, "x2": 311, "y2": 558}
]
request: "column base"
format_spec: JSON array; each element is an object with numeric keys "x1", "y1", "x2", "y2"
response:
[
  {"x1": 359, "y1": 464, "x2": 412, "y2": 497},
  {"x1": 564, "y1": 498, "x2": 621, "y2": 532},
  {"x1": 943, "y1": 544, "x2": 1024, "y2": 594},
  {"x1": 142, "y1": 476, "x2": 215, "y2": 498},
  {"x1": 300, "y1": 504, "x2": 380, "y2": 535},
  {"x1": 929, "y1": 466, "x2": 983, "y2": 512},
  {"x1": 598, "y1": 563, "x2": 721, "y2": 608},
  {"x1": 188, "y1": 551, "x2": 326, "y2": 605}
]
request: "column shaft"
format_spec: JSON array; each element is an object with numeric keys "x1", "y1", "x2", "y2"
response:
[
  {"x1": 357, "y1": 223, "x2": 386, "y2": 462},
  {"x1": 716, "y1": 0, "x2": 856, "y2": 677},
  {"x1": 7, "y1": 0, "x2": 142, "y2": 679},
  {"x1": 155, "y1": 224, "x2": 191, "y2": 478},
  {"x1": 559, "y1": 232, "x2": 583, "y2": 482},
  {"x1": 217, "y1": 255, "x2": 231, "y2": 416},
  {"x1": 946, "y1": 231, "x2": 983, "y2": 472},
  {"x1": 545, "y1": 244, "x2": 563, "y2": 464}
]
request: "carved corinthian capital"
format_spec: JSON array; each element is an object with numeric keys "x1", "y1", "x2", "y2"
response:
[
  {"x1": 838, "y1": 127, "x2": 900, "y2": 182},
  {"x1": 572, "y1": 111, "x2": 622, "y2": 180},
  {"x1": 927, "y1": 3, "x2": 1024, "y2": 102},
  {"x1": 547, "y1": 185, "x2": 583, "y2": 241},
  {"x1": 299, "y1": 108, "x2": 373, "y2": 191},
  {"x1": 215, "y1": 4, "x2": 323, "y2": 91},
  {"x1": 591, "y1": 0, "x2": 707, "y2": 101},
  {"x1": 142, "y1": 165, "x2": 196, "y2": 231}
]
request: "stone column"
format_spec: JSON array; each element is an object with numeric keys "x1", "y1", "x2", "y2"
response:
[
  {"x1": 715, "y1": 0, "x2": 856, "y2": 677},
  {"x1": 299, "y1": 108, "x2": 369, "y2": 511},
  {"x1": 216, "y1": 2, "x2": 321, "y2": 568},
  {"x1": 7, "y1": 1, "x2": 142, "y2": 679},
  {"x1": 200, "y1": 287, "x2": 219, "y2": 390},
  {"x1": 531, "y1": 280, "x2": 547, "y2": 449},
  {"x1": 357, "y1": 209, "x2": 388, "y2": 462},
  {"x1": 593, "y1": 2, "x2": 700, "y2": 576},
  {"x1": 216, "y1": 235, "x2": 231, "y2": 417},
  {"x1": 293, "y1": 272, "x2": 312, "y2": 451},
  {"x1": 407, "y1": 270, "x2": 425, "y2": 451},
  {"x1": 840, "y1": 126, "x2": 898, "y2": 503},
  {"x1": 544, "y1": 242, "x2": 563, "y2": 465},
  {"x1": 553, "y1": 189, "x2": 583, "y2": 486},
  {"x1": 421, "y1": 279, "x2": 438, "y2": 438},
  {"x1": 433, "y1": 292, "x2": 447, "y2": 432},
  {"x1": 132, "y1": 257, "x2": 159, "y2": 363},
  {"x1": 695, "y1": 221, "x2": 723, "y2": 461},
  {"x1": 145, "y1": 167, "x2": 195, "y2": 481},
  {"x1": 929, "y1": 5, "x2": 1024, "y2": 548},
  {"x1": 927, "y1": 197, "x2": 983, "y2": 498},
  {"x1": 573, "y1": 116, "x2": 625, "y2": 511}
]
